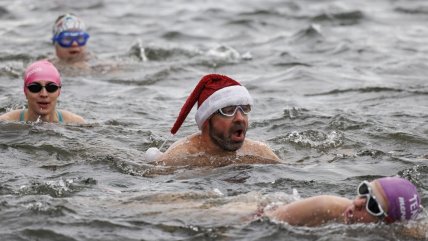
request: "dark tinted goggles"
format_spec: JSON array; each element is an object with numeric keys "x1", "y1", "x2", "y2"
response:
[
  {"x1": 218, "y1": 105, "x2": 251, "y2": 117},
  {"x1": 27, "y1": 82, "x2": 61, "y2": 93},
  {"x1": 53, "y1": 31, "x2": 90, "y2": 48},
  {"x1": 357, "y1": 181, "x2": 387, "y2": 218}
]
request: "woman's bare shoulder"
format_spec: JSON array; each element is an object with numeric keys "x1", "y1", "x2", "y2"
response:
[
  {"x1": 0, "y1": 110, "x2": 22, "y2": 121},
  {"x1": 59, "y1": 110, "x2": 86, "y2": 124}
]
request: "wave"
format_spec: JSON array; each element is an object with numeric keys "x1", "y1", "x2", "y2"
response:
[
  {"x1": 0, "y1": 63, "x2": 22, "y2": 79},
  {"x1": 289, "y1": 24, "x2": 324, "y2": 44},
  {"x1": 9, "y1": 229, "x2": 78, "y2": 241},
  {"x1": 399, "y1": 164, "x2": 427, "y2": 187},
  {"x1": 127, "y1": 41, "x2": 201, "y2": 62},
  {"x1": 125, "y1": 40, "x2": 247, "y2": 69},
  {"x1": 312, "y1": 10, "x2": 364, "y2": 25},
  {"x1": 18, "y1": 177, "x2": 96, "y2": 197},
  {"x1": 272, "y1": 129, "x2": 344, "y2": 150},
  {"x1": 304, "y1": 86, "x2": 428, "y2": 96},
  {"x1": 386, "y1": 132, "x2": 428, "y2": 145},
  {"x1": 395, "y1": 6, "x2": 428, "y2": 15},
  {"x1": 0, "y1": 6, "x2": 13, "y2": 19},
  {"x1": 0, "y1": 52, "x2": 33, "y2": 62},
  {"x1": 48, "y1": 0, "x2": 104, "y2": 11},
  {"x1": 328, "y1": 114, "x2": 372, "y2": 131}
]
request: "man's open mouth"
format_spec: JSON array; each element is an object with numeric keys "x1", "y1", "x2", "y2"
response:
[{"x1": 231, "y1": 126, "x2": 246, "y2": 142}]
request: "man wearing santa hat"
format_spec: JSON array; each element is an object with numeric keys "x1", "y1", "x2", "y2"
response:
[{"x1": 155, "y1": 74, "x2": 281, "y2": 167}]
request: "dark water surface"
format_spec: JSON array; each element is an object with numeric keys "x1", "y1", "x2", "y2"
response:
[{"x1": 0, "y1": 0, "x2": 427, "y2": 240}]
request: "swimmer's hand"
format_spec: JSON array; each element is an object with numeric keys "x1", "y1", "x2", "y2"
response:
[{"x1": 145, "y1": 147, "x2": 163, "y2": 162}]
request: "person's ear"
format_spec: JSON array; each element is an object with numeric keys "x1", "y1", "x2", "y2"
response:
[
  {"x1": 202, "y1": 120, "x2": 209, "y2": 130},
  {"x1": 201, "y1": 117, "x2": 213, "y2": 133}
]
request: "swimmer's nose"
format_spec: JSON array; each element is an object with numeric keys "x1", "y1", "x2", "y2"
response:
[
  {"x1": 39, "y1": 87, "x2": 48, "y2": 97},
  {"x1": 233, "y1": 109, "x2": 246, "y2": 121},
  {"x1": 71, "y1": 40, "x2": 79, "y2": 47},
  {"x1": 354, "y1": 196, "x2": 367, "y2": 210}
]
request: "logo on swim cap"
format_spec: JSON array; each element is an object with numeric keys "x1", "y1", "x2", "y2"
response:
[
  {"x1": 53, "y1": 14, "x2": 86, "y2": 38},
  {"x1": 24, "y1": 60, "x2": 61, "y2": 87},
  {"x1": 378, "y1": 177, "x2": 421, "y2": 222},
  {"x1": 25, "y1": 66, "x2": 43, "y2": 80},
  {"x1": 398, "y1": 194, "x2": 420, "y2": 220}
]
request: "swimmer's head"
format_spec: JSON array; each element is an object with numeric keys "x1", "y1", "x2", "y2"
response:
[
  {"x1": 24, "y1": 60, "x2": 61, "y2": 91},
  {"x1": 170, "y1": 74, "x2": 253, "y2": 134},
  {"x1": 52, "y1": 13, "x2": 86, "y2": 39},
  {"x1": 377, "y1": 177, "x2": 421, "y2": 222}
]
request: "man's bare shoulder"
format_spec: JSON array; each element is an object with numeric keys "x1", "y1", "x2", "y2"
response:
[
  {"x1": 160, "y1": 133, "x2": 200, "y2": 156},
  {"x1": 157, "y1": 135, "x2": 282, "y2": 167},
  {"x1": 241, "y1": 138, "x2": 281, "y2": 161},
  {"x1": 156, "y1": 134, "x2": 202, "y2": 166},
  {"x1": 0, "y1": 110, "x2": 22, "y2": 121},
  {"x1": 243, "y1": 139, "x2": 271, "y2": 148}
]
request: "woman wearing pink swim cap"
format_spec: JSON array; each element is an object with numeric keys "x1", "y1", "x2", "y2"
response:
[
  {"x1": 264, "y1": 177, "x2": 422, "y2": 227},
  {"x1": 0, "y1": 60, "x2": 85, "y2": 123}
]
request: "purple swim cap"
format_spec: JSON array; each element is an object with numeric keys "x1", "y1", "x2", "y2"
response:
[{"x1": 377, "y1": 177, "x2": 421, "y2": 222}]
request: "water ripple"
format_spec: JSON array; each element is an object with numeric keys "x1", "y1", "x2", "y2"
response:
[
  {"x1": 312, "y1": 10, "x2": 364, "y2": 25},
  {"x1": 18, "y1": 177, "x2": 96, "y2": 197},
  {"x1": 273, "y1": 130, "x2": 344, "y2": 150}
]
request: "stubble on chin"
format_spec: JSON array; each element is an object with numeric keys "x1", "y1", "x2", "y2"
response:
[{"x1": 208, "y1": 121, "x2": 244, "y2": 152}]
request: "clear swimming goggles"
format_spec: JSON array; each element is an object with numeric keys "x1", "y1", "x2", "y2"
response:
[
  {"x1": 52, "y1": 31, "x2": 90, "y2": 48},
  {"x1": 217, "y1": 105, "x2": 251, "y2": 117}
]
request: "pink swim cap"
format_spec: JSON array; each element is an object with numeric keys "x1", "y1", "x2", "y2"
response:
[
  {"x1": 23, "y1": 60, "x2": 61, "y2": 89},
  {"x1": 378, "y1": 177, "x2": 421, "y2": 222}
]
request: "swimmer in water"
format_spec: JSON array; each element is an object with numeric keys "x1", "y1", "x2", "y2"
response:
[
  {"x1": 50, "y1": 13, "x2": 91, "y2": 68},
  {"x1": 263, "y1": 177, "x2": 422, "y2": 227},
  {"x1": 0, "y1": 60, "x2": 85, "y2": 123},
  {"x1": 155, "y1": 74, "x2": 281, "y2": 167}
]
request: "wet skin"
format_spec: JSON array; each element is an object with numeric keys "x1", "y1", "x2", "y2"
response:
[
  {"x1": 55, "y1": 40, "x2": 87, "y2": 63},
  {"x1": 343, "y1": 180, "x2": 388, "y2": 224},
  {"x1": 208, "y1": 109, "x2": 248, "y2": 151},
  {"x1": 25, "y1": 80, "x2": 61, "y2": 122},
  {"x1": 156, "y1": 105, "x2": 280, "y2": 166}
]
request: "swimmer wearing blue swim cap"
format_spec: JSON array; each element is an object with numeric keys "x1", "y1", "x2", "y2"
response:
[{"x1": 52, "y1": 13, "x2": 90, "y2": 64}]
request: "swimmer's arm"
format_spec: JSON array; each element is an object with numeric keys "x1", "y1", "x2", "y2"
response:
[{"x1": 265, "y1": 195, "x2": 350, "y2": 227}]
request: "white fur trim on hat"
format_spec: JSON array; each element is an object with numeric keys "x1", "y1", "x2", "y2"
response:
[{"x1": 195, "y1": 85, "x2": 253, "y2": 129}]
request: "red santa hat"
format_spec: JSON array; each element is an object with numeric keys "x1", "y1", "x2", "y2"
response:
[{"x1": 171, "y1": 74, "x2": 253, "y2": 135}]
